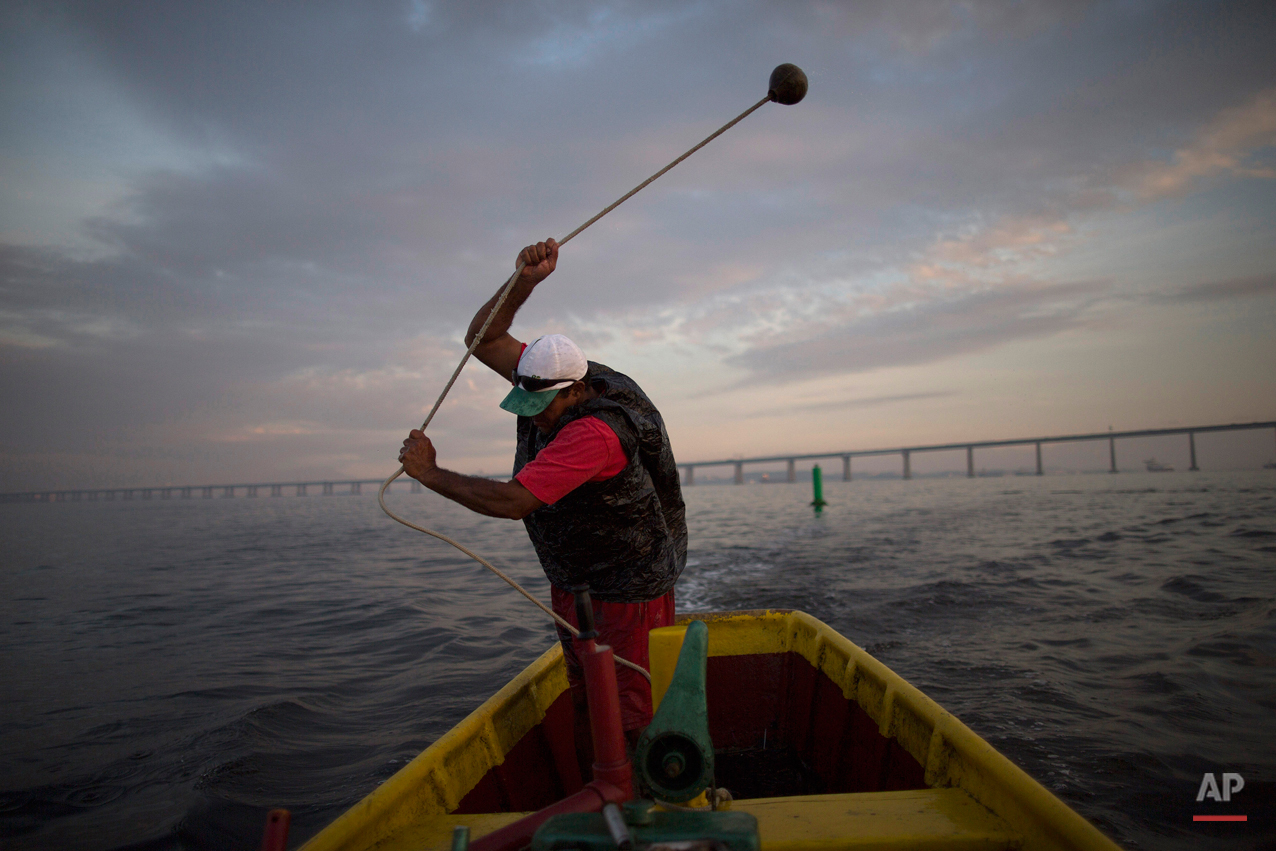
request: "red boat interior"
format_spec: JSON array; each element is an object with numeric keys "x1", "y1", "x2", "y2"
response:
[{"x1": 455, "y1": 650, "x2": 926, "y2": 814}]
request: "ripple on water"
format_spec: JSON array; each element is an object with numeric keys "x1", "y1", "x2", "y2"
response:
[{"x1": 1160, "y1": 575, "x2": 1229, "y2": 603}]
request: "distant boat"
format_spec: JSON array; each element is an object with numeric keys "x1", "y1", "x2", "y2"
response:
[
  {"x1": 1144, "y1": 458, "x2": 1174, "y2": 472},
  {"x1": 1265, "y1": 460, "x2": 1276, "y2": 470}
]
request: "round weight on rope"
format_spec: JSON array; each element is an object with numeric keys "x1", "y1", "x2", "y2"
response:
[{"x1": 768, "y1": 63, "x2": 808, "y2": 105}]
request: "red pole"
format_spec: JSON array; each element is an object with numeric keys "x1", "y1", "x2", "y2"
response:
[
  {"x1": 467, "y1": 782, "x2": 627, "y2": 851},
  {"x1": 261, "y1": 809, "x2": 291, "y2": 851},
  {"x1": 579, "y1": 637, "x2": 631, "y2": 794},
  {"x1": 468, "y1": 586, "x2": 633, "y2": 851}
]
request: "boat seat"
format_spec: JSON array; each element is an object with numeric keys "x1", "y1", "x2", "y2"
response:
[
  {"x1": 735, "y1": 788, "x2": 1020, "y2": 850},
  {"x1": 369, "y1": 788, "x2": 1019, "y2": 851}
]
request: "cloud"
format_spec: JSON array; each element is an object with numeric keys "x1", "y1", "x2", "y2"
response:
[
  {"x1": 1165, "y1": 273, "x2": 1276, "y2": 303},
  {"x1": 689, "y1": 76, "x2": 1276, "y2": 385},
  {"x1": 808, "y1": 0, "x2": 1093, "y2": 56},
  {"x1": 1116, "y1": 88, "x2": 1276, "y2": 201},
  {"x1": 745, "y1": 390, "x2": 955, "y2": 418},
  {"x1": 912, "y1": 215, "x2": 1073, "y2": 278},
  {"x1": 3, "y1": 1, "x2": 1276, "y2": 489},
  {"x1": 725, "y1": 279, "x2": 1108, "y2": 382},
  {"x1": 1185, "y1": 88, "x2": 1276, "y2": 165}
]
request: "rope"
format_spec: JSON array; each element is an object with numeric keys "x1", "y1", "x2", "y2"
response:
[{"x1": 379, "y1": 93, "x2": 777, "y2": 681}]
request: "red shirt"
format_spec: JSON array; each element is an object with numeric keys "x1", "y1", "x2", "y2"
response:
[{"x1": 515, "y1": 416, "x2": 627, "y2": 505}]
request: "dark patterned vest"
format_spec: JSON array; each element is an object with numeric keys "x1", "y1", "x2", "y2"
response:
[{"x1": 513, "y1": 362, "x2": 687, "y2": 602}]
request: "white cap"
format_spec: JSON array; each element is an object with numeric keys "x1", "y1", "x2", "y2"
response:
[
  {"x1": 518, "y1": 334, "x2": 587, "y2": 384},
  {"x1": 499, "y1": 334, "x2": 588, "y2": 416}
]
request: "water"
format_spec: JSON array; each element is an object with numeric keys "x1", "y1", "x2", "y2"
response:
[{"x1": 2, "y1": 473, "x2": 1274, "y2": 849}]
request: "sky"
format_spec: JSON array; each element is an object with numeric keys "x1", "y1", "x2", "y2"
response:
[{"x1": 2, "y1": 0, "x2": 1274, "y2": 491}]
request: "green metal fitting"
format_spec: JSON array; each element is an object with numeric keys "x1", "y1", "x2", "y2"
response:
[{"x1": 634, "y1": 620, "x2": 714, "y2": 802}]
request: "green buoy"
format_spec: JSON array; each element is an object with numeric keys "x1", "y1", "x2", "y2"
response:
[{"x1": 811, "y1": 464, "x2": 828, "y2": 512}]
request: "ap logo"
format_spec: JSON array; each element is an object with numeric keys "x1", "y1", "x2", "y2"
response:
[{"x1": 1197, "y1": 772, "x2": 1244, "y2": 802}]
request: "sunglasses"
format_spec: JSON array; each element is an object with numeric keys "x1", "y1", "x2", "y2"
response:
[{"x1": 511, "y1": 371, "x2": 577, "y2": 393}]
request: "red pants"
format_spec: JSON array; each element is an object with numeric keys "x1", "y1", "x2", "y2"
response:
[{"x1": 550, "y1": 585, "x2": 676, "y2": 732}]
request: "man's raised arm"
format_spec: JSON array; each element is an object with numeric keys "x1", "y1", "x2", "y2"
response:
[{"x1": 465, "y1": 238, "x2": 558, "y2": 380}]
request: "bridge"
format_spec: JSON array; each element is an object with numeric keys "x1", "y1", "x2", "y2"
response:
[
  {"x1": 2, "y1": 420, "x2": 1273, "y2": 503},
  {"x1": 679, "y1": 420, "x2": 1276, "y2": 484},
  {"x1": 0, "y1": 477, "x2": 431, "y2": 504}
]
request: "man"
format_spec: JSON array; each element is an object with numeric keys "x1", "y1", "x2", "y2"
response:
[{"x1": 398, "y1": 238, "x2": 687, "y2": 745}]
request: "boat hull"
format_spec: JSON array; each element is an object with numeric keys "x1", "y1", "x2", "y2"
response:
[{"x1": 300, "y1": 610, "x2": 1121, "y2": 851}]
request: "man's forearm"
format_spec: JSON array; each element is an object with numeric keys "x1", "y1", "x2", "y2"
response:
[
  {"x1": 465, "y1": 276, "x2": 536, "y2": 348},
  {"x1": 417, "y1": 466, "x2": 540, "y2": 519}
]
